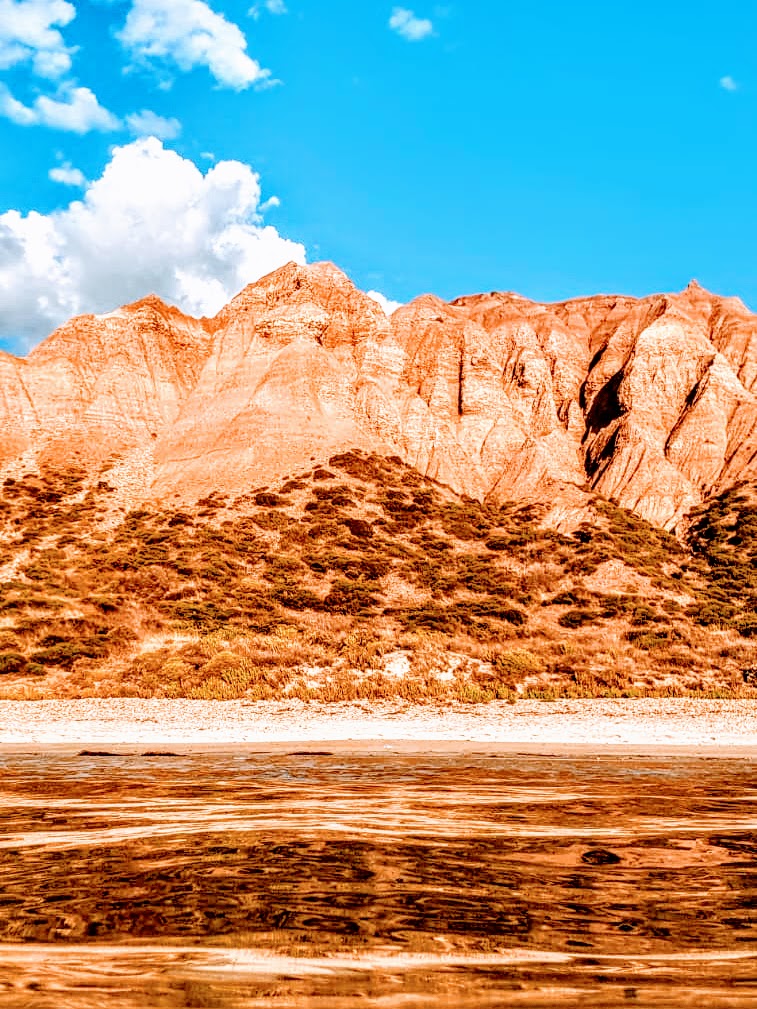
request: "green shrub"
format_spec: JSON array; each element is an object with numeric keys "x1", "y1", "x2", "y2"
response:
[
  {"x1": 625, "y1": 629, "x2": 670, "y2": 650},
  {"x1": 253, "y1": 511, "x2": 290, "y2": 531},
  {"x1": 254, "y1": 492, "x2": 287, "y2": 507},
  {"x1": 558, "y1": 609, "x2": 603, "y2": 629},
  {"x1": 344, "y1": 518, "x2": 373, "y2": 539},
  {"x1": 271, "y1": 583, "x2": 322, "y2": 611},
  {"x1": 264, "y1": 555, "x2": 306, "y2": 579},
  {"x1": 322, "y1": 579, "x2": 379, "y2": 615},
  {"x1": 456, "y1": 681, "x2": 494, "y2": 704},
  {"x1": 485, "y1": 536, "x2": 511, "y2": 552},
  {"x1": 30, "y1": 637, "x2": 107, "y2": 669},
  {"x1": 491, "y1": 649, "x2": 544, "y2": 679},
  {"x1": 329, "y1": 451, "x2": 384, "y2": 481},
  {"x1": 172, "y1": 600, "x2": 233, "y2": 629},
  {"x1": 456, "y1": 555, "x2": 513, "y2": 596},
  {"x1": 687, "y1": 601, "x2": 736, "y2": 627},
  {"x1": 629, "y1": 605, "x2": 659, "y2": 625},
  {"x1": 458, "y1": 600, "x2": 525, "y2": 625},
  {"x1": 737, "y1": 619, "x2": 757, "y2": 638},
  {"x1": 557, "y1": 609, "x2": 605, "y2": 625},
  {"x1": 0, "y1": 652, "x2": 27, "y2": 675}
]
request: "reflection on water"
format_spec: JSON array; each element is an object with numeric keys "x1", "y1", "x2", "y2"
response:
[{"x1": 0, "y1": 749, "x2": 756, "y2": 1007}]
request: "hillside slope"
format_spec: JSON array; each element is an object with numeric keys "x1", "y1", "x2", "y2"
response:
[{"x1": 0, "y1": 455, "x2": 754, "y2": 701}]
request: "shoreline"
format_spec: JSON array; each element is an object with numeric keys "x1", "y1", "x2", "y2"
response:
[{"x1": 0, "y1": 697, "x2": 756, "y2": 756}]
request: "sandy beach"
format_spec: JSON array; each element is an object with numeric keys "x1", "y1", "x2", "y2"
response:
[{"x1": 0, "y1": 697, "x2": 755, "y2": 753}]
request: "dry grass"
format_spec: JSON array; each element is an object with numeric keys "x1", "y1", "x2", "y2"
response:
[{"x1": 0, "y1": 452, "x2": 755, "y2": 701}]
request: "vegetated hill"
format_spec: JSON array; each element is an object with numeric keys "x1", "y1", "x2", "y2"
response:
[
  {"x1": 0, "y1": 263, "x2": 756, "y2": 531},
  {"x1": 0, "y1": 453, "x2": 754, "y2": 702}
]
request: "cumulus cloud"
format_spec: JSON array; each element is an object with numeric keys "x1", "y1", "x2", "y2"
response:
[
  {"x1": 719, "y1": 75, "x2": 739, "y2": 92},
  {"x1": 118, "y1": 0, "x2": 271, "y2": 90},
  {"x1": 0, "y1": 1, "x2": 123, "y2": 135},
  {"x1": 0, "y1": 0, "x2": 76, "y2": 78},
  {"x1": 126, "y1": 108, "x2": 181, "y2": 138},
  {"x1": 0, "y1": 136, "x2": 306, "y2": 347},
  {"x1": 48, "y1": 162, "x2": 86, "y2": 186},
  {"x1": 0, "y1": 82, "x2": 120, "y2": 132},
  {"x1": 367, "y1": 290, "x2": 402, "y2": 315},
  {"x1": 389, "y1": 7, "x2": 433, "y2": 41}
]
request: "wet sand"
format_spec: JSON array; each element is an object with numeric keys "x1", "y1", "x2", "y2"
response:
[
  {"x1": 0, "y1": 748, "x2": 756, "y2": 1007},
  {"x1": 1, "y1": 702, "x2": 756, "y2": 1006}
]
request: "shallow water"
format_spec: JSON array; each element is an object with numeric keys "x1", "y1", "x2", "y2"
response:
[{"x1": 0, "y1": 749, "x2": 756, "y2": 1007}]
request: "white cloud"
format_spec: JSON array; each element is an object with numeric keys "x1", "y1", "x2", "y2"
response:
[
  {"x1": 126, "y1": 108, "x2": 182, "y2": 139},
  {"x1": 48, "y1": 162, "x2": 86, "y2": 186},
  {"x1": 367, "y1": 290, "x2": 402, "y2": 315},
  {"x1": 0, "y1": 0, "x2": 75, "y2": 79},
  {"x1": 0, "y1": 136, "x2": 306, "y2": 346},
  {"x1": 0, "y1": 1, "x2": 124, "y2": 137},
  {"x1": 719, "y1": 75, "x2": 739, "y2": 92},
  {"x1": 0, "y1": 82, "x2": 120, "y2": 132},
  {"x1": 389, "y1": 7, "x2": 433, "y2": 41},
  {"x1": 249, "y1": 0, "x2": 286, "y2": 16},
  {"x1": 30, "y1": 45, "x2": 71, "y2": 77},
  {"x1": 118, "y1": 0, "x2": 271, "y2": 90}
]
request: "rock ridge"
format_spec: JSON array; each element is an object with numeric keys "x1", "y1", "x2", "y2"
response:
[{"x1": 0, "y1": 261, "x2": 755, "y2": 530}]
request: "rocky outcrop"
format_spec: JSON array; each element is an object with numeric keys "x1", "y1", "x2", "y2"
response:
[
  {"x1": 1, "y1": 265, "x2": 755, "y2": 529},
  {"x1": 152, "y1": 262, "x2": 391, "y2": 496},
  {"x1": 0, "y1": 297, "x2": 212, "y2": 474}
]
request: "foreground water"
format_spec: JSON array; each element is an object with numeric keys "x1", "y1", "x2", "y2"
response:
[{"x1": 0, "y1": 748, "x2": 755, "y2": 1007}]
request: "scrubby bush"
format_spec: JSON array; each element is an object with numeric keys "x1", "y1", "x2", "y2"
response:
[
  {"x1": 0, "y1": 452, "x2": 753, "y2": 702},
  {"x1": 629, "y1": 605, "x2": 659, "y2": 625},
  {"x1": 30, "y1": 637, "x2": 107, "y2": 669},
  {"x1": 323, "y1": 579, "x2": 379, "y2": 615},
  {"x1": 625, "y1": 629, "x2": 671, "y2": 650},
  {"x1": 687, "y1": 601, "x2": 736, "y2": 627},
  {"x1": 558, "y1": 609, "x2": 603, "y2": 629},
  {"x1": 254, "y1": 492, "x2": 287, "y2": 507},
  {"x1": 737, "y1": 619, "x2": 757, "y2": 638},
  {"x1": 171, "y1": 600, "x2": 233, "y2": 629},
  {"x1": 491, "y1": 648, "x2": 544, "y2": 679},
  {"x1": 344, "y1": 518, "x2": 372, "y2": 539},
  {"x1": 270, "y1": 582, "x2": 322, "y2": 611},
  {"x1": 0, "y1": 652, "x2": 27, "y2": 675}
]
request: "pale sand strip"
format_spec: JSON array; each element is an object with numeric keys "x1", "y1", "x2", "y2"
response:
[{"x1": 0, "y1": 698, "x2": 755, "y2": 754}]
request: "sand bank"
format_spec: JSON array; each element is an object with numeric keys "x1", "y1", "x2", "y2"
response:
[{"x1": 0, "y1": 697, "x2": 755, "y2": 754}]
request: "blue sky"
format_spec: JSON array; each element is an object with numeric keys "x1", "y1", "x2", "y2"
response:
[{"x1": 0, "y1": 0, "x2": 754, "y2": 349}]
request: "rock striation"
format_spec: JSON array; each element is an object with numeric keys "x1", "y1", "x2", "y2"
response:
[{"x1": 1, "y1": 264, "x2": 756, "y2": 529}]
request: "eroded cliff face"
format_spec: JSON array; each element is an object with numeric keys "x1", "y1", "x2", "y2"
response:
[
  {"x1": 0, "y1": 297, "x2": 212, "y2": 474},
  {"x1": 355, "y1": 277, "x2": 757, "y2": 528},
  {"x1": 1, "y1": 265, "x2": 755, "y2": 529},
  {"x1": 151, "y1": 262, "x2": 391, "y2": 497}
]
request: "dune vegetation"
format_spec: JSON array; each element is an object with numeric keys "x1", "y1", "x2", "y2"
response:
[{"x1": 0, "y1": 452, "x2": 754, "y2": 701}]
